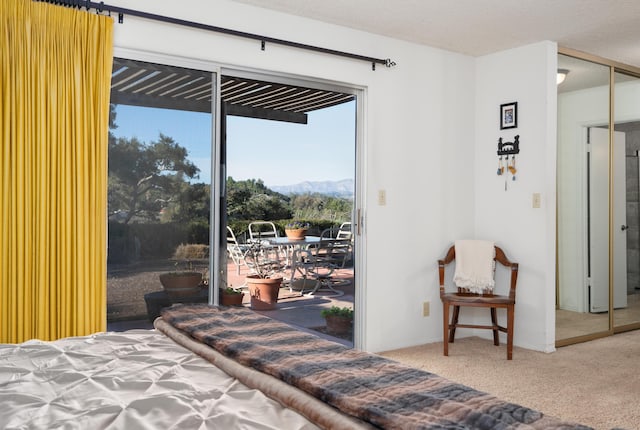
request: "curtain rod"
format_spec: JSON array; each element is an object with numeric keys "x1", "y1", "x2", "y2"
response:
[{"x1": 34, "y1": 0, "x2": 397, "y2": 71}]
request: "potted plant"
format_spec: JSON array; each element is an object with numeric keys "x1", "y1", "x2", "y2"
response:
[
  {"x1": 219, "y1": 286, "x2": 245, "y2": 306},
  {"x1": 244, "y1": 242, "x2": 284, "y2": 310},
  {"x1": 159, "y1": 261, "x2": 203, "y2": 299},
  {"x1": 321, "y1": 306, "x2": 354, "y2": 336},
  {"x1": 285, "y1": 221, "x2": 310, "y2": 240}
]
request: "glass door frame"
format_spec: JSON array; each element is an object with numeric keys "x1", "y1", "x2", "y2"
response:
[{"x1": 215, "y1": 66, "x2": 367, "y2": 349}]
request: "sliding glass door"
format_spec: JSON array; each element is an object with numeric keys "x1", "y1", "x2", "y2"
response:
[
  {"x1": 613, "y1": 70, "x2": 640, "y2": 329},
  {"x1": 107, "y1": 58, "x2": 215, "y2": 327}
]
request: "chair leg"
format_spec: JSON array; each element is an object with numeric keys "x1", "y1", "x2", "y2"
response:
[
  {"x1": 448, "y1": 305, "x2": 460, "y2": 343},
  {"x1": 507, "y1": 305, "x2": 514, "y2": 360},
  {"x1": 442, "y1": 302, "x2": 449, "y2": 356},
  {"x1": 490, "y1": 307, "x2": 499, "y2": 346}
]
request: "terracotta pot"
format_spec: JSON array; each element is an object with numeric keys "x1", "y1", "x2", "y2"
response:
[
  {"x1": 285, "y1": 228, "x2": 307, "y2": 240},
  {"x1": 159, "y1": 272, "x2": 203, "y2": 299},
  {"x1": 246, "y1": 275, "x2": 282, "y2": 310},
  {"x1": 324, "y1": 314, "x2": 353, "y2": 335},
  {"x1": 219, "y1": 289, "x2": 245, "y2": 306}
]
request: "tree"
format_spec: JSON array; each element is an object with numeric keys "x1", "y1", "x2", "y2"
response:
[
  {"x1": 108, "y1": 133, "x2": 199, "y2": 224},
  {"x1": 172, "y1": 182, "x2": 210, "y2": 224},
  {"x1": 226, "y1": 177, "x2": 291, "y2": 221}
]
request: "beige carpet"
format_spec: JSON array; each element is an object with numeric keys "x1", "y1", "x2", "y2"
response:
[{"x1": 380, "y1": 331, "x2": 640, "y2": 430}]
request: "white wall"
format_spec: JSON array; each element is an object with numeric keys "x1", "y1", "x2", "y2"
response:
[
  {"x1": 474, "y1": 42, "x2": 558, "y2": 352},
  {"x1": 107, "y1": 0, "x2": 557, "y2": 353}
]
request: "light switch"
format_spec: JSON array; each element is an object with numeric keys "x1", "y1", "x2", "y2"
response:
[
  {"x1": 378, "y1": 189, "x2": 386, "y2": 206},
  {"x1": 532, "y1": 193, "x2": 541, "y2": 208}
]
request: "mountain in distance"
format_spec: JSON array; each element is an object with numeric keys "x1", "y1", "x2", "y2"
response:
[{"x1": 270, "y1": 179, "x2": 354, "y2": 198}]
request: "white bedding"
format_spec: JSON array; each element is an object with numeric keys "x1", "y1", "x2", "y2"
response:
[{"x1": 0, "y1": 330, "x2": 320, "y2": 429}]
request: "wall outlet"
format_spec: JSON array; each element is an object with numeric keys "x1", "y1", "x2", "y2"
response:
[
  {"x1": 378, "y1": 189, "x2": 387, "y2": 206},
  {"x1": 423, "y1": 301, "x2": 430, "y2": 317}
]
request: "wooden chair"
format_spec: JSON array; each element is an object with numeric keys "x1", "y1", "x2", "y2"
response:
[{"x1": 438, "y1": 245, "x2": 519, "y2": 359}]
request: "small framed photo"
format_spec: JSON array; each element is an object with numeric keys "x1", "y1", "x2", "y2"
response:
[{"x1": 500, "y1": 102, "x2": 518, "y2": 130}]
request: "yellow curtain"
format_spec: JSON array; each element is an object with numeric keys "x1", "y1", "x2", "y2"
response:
[{"x1": 1, "y1": 0, "x2": 113, "y2": 343}]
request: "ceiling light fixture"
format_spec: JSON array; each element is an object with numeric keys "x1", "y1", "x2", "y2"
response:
[{"x1": 557, "y1": 69, "x2": 569, "y2": 85}]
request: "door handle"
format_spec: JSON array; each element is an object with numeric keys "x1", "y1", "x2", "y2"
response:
[{"x1": 621, "y1": 225, "x2": 629, "y2": 231}]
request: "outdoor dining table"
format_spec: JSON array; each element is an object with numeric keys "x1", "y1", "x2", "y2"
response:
[
  {"x1": 265, "y1": 236, "x2": 320, "y2": 267},
  {"x1": 266, "y1": 236, "x2": 347, "y2": 297}
]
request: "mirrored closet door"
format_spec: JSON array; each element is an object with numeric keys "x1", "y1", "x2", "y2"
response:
[{"x1": 557, "y1": 52, "x2": 640, "y2": 346}]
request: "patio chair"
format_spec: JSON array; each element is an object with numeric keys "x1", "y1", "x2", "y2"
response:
[
  {"x1": 226, "y1": 226, "x2": 249, "y2": 275},
  {"x1": 438, "y1": 242, "x2": 519, "y2": 359},
  {"x1": 248, "y1": 221, "x2": 279, "y2": 241},
  {"x1": 334, "y1": 222, "x2": 353, "y2": 268},
  {"x1": 289, "y1": 228, "x2": 347, "y2": 297},
  {"x1": 248, "y1": 221, "x2": 280, "y2": 261}
]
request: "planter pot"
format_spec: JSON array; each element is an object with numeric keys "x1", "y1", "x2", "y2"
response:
[
  {"x1": 285, "y1": 228, "x2": 308, "y2": 240},
  {"x1": 324, "y1": 314, "x2": 353, "y2": 336},
  {"x1": 159, "y1": 272, "x2": 203, "y2": 299},
  {"x1": 246, "y1": 275, "x2": 282, "y2": 310},
  {"x1": 219, "y1": 289, "x2": 245, "y2": 306}
]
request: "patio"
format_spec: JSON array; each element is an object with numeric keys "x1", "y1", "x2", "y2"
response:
[{"x1": 108, "y1": 259, "x2": 355, "y2": 346}]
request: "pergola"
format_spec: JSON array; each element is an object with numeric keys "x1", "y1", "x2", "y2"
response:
[{"x1": 110, "y1": 57, "x2": 355, "y2": 124}]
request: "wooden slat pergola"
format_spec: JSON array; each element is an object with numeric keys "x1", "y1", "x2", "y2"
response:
[{"x1": 110, "y1": 58, "x2": 355, "y2": 124}]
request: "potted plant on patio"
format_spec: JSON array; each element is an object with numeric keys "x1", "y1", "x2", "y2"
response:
[
  {"x1": 219, "y1": 286, "x2": 245, "y2": 306},
  {"x1": 285, "y1": 220, "x2": 310, "y2": 240},
  {"x1": 320, "y1": 306, "x2": 353, "y2": 336},
  {"x1": 244, "y1": 242, "x2": 284, "y2": 310},
  {"x1": 159, "y1": 260, "x2": 203, "y2": 299}
]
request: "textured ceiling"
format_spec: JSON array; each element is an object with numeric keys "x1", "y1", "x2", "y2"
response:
[{"x1": 230, "y1": 0, "x2": 640, "y2": 69}]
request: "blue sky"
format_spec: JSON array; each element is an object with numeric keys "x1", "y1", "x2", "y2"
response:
[{"x1": 112, "y1": 101, "x2": 356, "y2": 187}]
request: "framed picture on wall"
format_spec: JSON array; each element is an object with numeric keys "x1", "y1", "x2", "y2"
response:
[{"x1": 500, "y1": 102, "x2": 518, "y2": 129}]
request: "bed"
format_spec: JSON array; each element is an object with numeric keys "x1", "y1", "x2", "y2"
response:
[{"x1": 0, "y1": 304, "x2": 593, "y2": 429}]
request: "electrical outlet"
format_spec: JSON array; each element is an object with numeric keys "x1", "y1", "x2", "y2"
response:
[
  {"x1": 378, "y1": 189, "x2": 386, "y2": 206},
  {"x1": 532, "y1": 193, "x2": 541, "y2": 208},
  {"x1": 423, "y1": 301, "x2": 430, "y2": 317}
]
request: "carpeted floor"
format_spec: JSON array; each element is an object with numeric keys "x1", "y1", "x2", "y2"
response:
[{"x1": 380, "y1": 331, "x2": 640, "y2": 430}]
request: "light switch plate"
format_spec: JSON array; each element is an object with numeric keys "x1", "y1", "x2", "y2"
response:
[
  {"x1": 532, "y1": 193, "x2": 541, "y2": 208},
  {"x1": 378, "y1": 189, "x2": 386, "y2": 206}
]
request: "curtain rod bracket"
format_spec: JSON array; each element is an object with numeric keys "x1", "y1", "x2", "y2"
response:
[
  {"x1": 118, "y1": 12, "x2": 123, "y2": 24},
  {"x1": 261, "y1": 40, "x2": 266, "y2": 51}
]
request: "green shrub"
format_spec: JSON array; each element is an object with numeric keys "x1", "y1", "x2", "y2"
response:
[
  {"x1": 320, "y1": 306, "x2": 353, "y2": 319},
  {"x1": 172, "y1": 243, "x2": 210, "y2": 260}
]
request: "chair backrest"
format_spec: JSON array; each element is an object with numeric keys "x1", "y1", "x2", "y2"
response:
[
  {"x1": 248, "y1": 221, "x2": 278, "y2": 240},
  {"x1": 226, "y1": 226, "x2": 248, "y2": 272},
  {"x1": 438, "y1": 245, "x2": 519, "y2": 299},
  {"x1": 336, "y1": 222, "x2": 352, "y2": 240},
  {"x1": 311, "y1": 228, "x2": 347, "y2": 267}
]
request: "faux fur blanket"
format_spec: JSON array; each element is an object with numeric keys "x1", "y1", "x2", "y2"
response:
[{"x1": 159, "y1": 304, "x2": 592, "y2": 430}]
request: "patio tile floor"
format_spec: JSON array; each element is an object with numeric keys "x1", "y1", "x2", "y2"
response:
[{"x1": 108, "y1": 261, "x2": 355, "y2": 347}]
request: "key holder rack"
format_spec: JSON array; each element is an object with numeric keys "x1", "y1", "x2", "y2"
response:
[
  {"x1": 497, "y1": 135, "x2": 520, "y2": 156},
  {"x1": 496, "y1": 135, "x2": 520, "y2": 190}
]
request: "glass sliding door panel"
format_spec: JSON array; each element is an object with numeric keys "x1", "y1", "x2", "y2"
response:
[
  {"x1": 613, "y1": 70, "x2": 640, "y2": 329},
  {"x1": 557, "y1": 54, "x2": 611, "y2": 341},
  {"x1": 107, "y1": 58, "x2": 213, "y2": 327}
]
